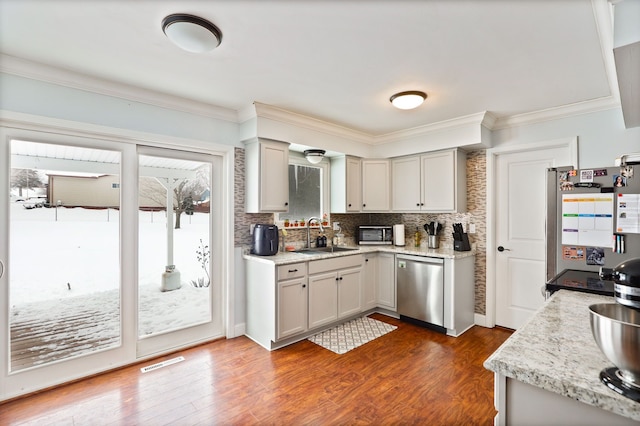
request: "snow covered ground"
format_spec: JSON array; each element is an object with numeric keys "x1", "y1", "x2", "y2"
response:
[{"x1": 9, "y1": 203, "x2": 211, "y2": 337}]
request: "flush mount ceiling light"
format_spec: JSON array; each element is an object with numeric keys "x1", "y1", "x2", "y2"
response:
[
  {"x1": 304, "y1": 149, "x2": 326, "y2": 164},
  {"x1": 389, "y1": 91, "x2": 427, "y2": 110},
  {"x1": 162, "y1": 14, "x2": 222, "y2": 53}
]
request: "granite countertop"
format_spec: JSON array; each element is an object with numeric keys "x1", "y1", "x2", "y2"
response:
[
  {"x1": 243, "y1": 245, "x2": 476, "y2": 265},
  {"x1": 484, "y1": 290, "x2": 640, "y2": 421}
]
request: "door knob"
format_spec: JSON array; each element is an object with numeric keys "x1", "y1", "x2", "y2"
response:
[{"x1": 497, "y1": 246, "x2": 511, "y2": 252}]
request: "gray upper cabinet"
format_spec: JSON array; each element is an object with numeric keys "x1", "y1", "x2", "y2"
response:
[
  {"x1": 392, "y1": 148, "x2": 466, "y2": 213},
  {"x1": 361, "y1": 159, "x2": 390, "y2": 212},
  {"x1": 330, "y1": 155, "x2": 362, "y2": 213},
  {"x1": 244, "y1": 138, "x2": 290, "y2": 213},
  {"x1": 391, "y1": 155, "x2": 422, "y2": 211}
]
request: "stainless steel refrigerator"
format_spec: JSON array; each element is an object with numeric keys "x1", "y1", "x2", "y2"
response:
[{"x1": 546, "y1": 164, "x2": 640, "y2": 282}]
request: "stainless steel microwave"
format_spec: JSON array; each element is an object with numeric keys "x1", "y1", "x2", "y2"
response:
[{"x1": 357, "y1": 225, "x2": 393, "y2": 245}]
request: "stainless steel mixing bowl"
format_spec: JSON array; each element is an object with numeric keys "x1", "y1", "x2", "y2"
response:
[{"x1": 589, "y1": 303, "x2": 640, "y2": 386}]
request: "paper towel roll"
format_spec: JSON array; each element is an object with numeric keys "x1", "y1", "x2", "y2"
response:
[{"x1": 393, "y1": 224, "x2": 405, "y2": 246}]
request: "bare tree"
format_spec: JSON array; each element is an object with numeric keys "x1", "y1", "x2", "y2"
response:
[
  {"x1": 11, "y1": 169, "x2": 45, "y2": 197},
  {"x1": 174, "y1": 167, "x2": 209, "y2": 229},
  {"x1": 139, "y1": 166, "x2": 209, "y2": 229}
]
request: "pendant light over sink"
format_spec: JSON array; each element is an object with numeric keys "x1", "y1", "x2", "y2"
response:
[
  {"x1": 162, "y1": 14, "x2": 222, "y2": 53},
  {"x1": 390, "y1": 91, "x2": 427, "y2": 110}
]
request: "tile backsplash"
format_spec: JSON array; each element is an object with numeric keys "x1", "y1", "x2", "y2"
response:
[{"x1": 235, "y1": 148, "x2": 488, "y2": 315}]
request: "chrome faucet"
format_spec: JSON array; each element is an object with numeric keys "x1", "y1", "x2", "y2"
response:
[{"x1": 306, "y1": 217, "x2": 324, "y2": 248}]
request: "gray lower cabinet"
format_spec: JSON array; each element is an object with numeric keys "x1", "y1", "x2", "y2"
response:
[
  {"x1": 362, "y1": 254, "x2": 377, "y2": 310},
  {"x1": 308, "y1": 271, "x2": 339, "y2": 329},
  {"x1": 245, "y1": 255, "x2": 363, "y2": 350},
  {"x1": 277, "y1": 277, "x2": 307, "y2": 339},
  {"x1": 245, "y1": 251, "x2": 474, "y2": 351},
  {"x1": 276, "y1": 262, "x2": 308, "y2": 339},
  {"x1": 308, "y1": 255, "x2": 363, "y2": 329},
  {"x1": 376, "y1": 252, "x2": 396, "y2": 310}
]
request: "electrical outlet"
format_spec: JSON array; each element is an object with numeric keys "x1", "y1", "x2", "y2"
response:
[
  {"x1": 333, "y1": 222, "x2": 340, "y2": 231},
  {"x1": 250, "y1": 224, "x2": 255, "y2": 235},
  {"x1": 469, "y1": 223, "x2": 476, "y2": 234}
]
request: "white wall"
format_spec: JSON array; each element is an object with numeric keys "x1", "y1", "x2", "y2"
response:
[{"x1": 490, "y1": 108, "x2": 640, "y2": 168}]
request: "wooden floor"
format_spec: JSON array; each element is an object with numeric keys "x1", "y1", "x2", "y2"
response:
[{"x1": 0, "y1": 314, "x2": 513, "y2": 425}]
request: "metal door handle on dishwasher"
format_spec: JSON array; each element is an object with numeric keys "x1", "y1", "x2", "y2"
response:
[{"x1": 397, "y1": 254, "x2": 444, "y2": 264}]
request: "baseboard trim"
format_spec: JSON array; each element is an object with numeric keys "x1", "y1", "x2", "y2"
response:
[
  {"x1": 232, "y1": 323, "x2": 246, "y2": 338},
  {"x1": 474, "y1": 313, "x2": 490, "y2": 328}
]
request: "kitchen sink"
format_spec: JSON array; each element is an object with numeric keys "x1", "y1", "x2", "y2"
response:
[{"x1": 294, "y1": 246, "x2": 359, "y2": 255}]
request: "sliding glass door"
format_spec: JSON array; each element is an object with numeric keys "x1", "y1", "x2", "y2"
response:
[{"x1": 1, "y1": 130, "x2": 225, "y2": 401}]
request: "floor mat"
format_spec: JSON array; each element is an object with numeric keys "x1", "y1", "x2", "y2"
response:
[{"x1": 308, "y1": 316, "x2": 397, "y2": 354}]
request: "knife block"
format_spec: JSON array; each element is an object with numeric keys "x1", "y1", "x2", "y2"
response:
[{"x1": 453, "y1": 233, "x2": 471, "y2": 251}]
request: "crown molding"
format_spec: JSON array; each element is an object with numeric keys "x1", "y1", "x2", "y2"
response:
[
  {"x1": 245, "y1": 102, "x2": 501, "y2": 146},
  {"x1": 1, "y1": 53, "x2": 623, "y2": 144},
  {"x1": 491, "y1": 96, "x2": 620, "y2": 130},
  {"x1": 372, "y1": 111, "x2": 492, "y2": 145},
  {"x1": 0, "y1": 54, "x2": 238, "y2": 123},
  {"x1": 248, "y1": 101, "x2": 373, "y2": 144}
]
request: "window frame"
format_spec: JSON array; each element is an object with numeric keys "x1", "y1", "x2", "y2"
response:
[{"x1": 276, "y1": 151, "x2": 330, "y2": 227}]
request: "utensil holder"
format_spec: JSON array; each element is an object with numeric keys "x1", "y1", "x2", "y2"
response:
[{"x1": 428, "y1": 235, "x2": 439, "y2": 249}]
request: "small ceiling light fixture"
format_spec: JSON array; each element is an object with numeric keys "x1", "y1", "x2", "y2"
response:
[
  {"x1": 304, "y1": 149, "x2": 326, "y2": 164},
  {"x1": 162, "y1": 14, "x2": 222, "y2": 53},
  {"x1": 390, "y1": 90, "x2": 427, "y2": 110}
]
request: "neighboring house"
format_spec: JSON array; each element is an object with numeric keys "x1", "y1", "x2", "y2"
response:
[{"x1": 47, "y1": 174, "x2": 167, "y2": 209}]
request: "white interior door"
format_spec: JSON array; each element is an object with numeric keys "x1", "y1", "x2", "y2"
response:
[{"x1": 494, "y1": 142, "x2": 575, "y2": 329}]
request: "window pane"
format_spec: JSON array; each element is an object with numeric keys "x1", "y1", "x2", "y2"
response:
[
  {"x1": 138, "y1": 155, "x2": 212, "y2": 337},
  {"x1": 282, "y1": 164, "x2": 322, "y2": 221},
  {"x1": 9, "y1": 140, "x2": 121, "y2": 371}
]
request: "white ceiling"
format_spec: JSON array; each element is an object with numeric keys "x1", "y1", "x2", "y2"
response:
[{"x1": 0, "y1": 0, "x2": 617, "y2": 136}]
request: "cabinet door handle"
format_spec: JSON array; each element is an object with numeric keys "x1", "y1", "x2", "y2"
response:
[
  {"x1": 302, "y1": 284, "x2": 306, "y2": 288},
  {"x1": 365, "y1": 259, "x2": 369, "y2": 262},
  {"x1": 420, "y1": 203, "x2": 424, "y2": 206},
  {"x1": 284, "y1": 202, "x2": 288, "y2": 206},
  {"x1": 416, "y1": 203, "x2": 420, "y2": 207},
  {"x1": 288, "y1": 269, "x2": 298, "y2": 273},
  {"x1": 362, "y1": 204, "x2": 366, "y2": 207},
  {"x1": 348, "y1": 203, "x2": 352, "y2": 207}
]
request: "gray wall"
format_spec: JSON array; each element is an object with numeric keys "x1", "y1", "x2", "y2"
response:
[
  {"x1": 490, "y1": 108, "x2": 640, "y2": 169},
  {"x1": 0, "y1": 73, "x2": 240, "y2": 145}
]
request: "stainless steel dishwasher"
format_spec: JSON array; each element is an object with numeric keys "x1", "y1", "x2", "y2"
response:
[{"x1": 396, "y1": 254, "x2": 445, "y2": 330}]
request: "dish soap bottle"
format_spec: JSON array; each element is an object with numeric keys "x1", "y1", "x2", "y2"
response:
[{"x1": 415, "y1": 227, "x2": 421, "y2": 247}]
